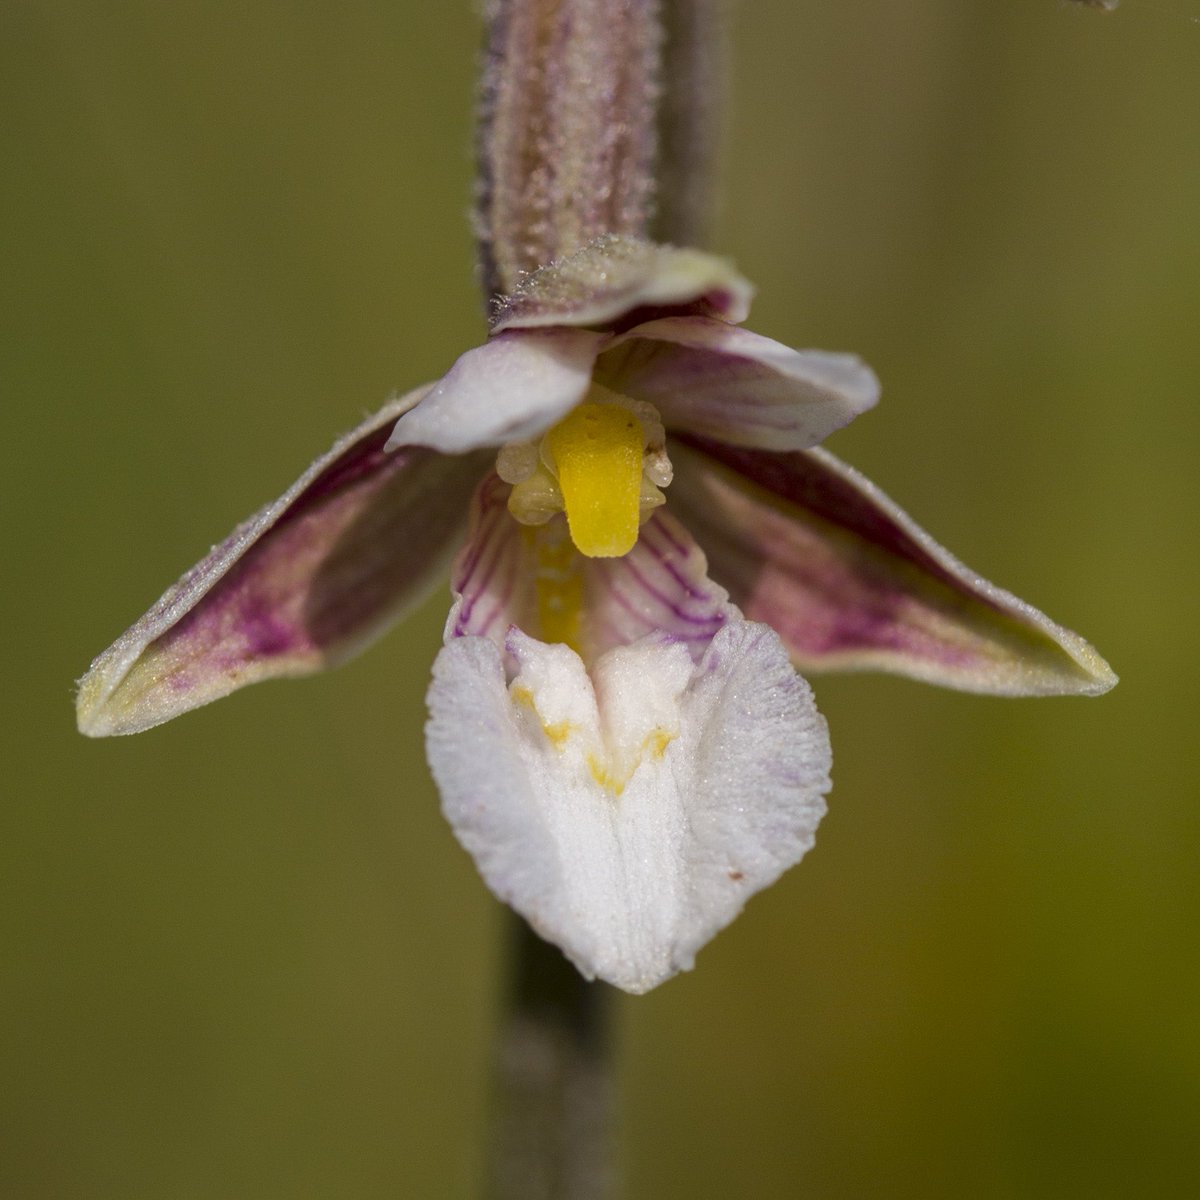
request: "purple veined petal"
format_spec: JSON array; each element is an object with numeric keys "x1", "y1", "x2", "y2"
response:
[
  {"x1": 385, "y1": 327, "x2": 605, "y2": 454},
  {"x1": 671, "y1": 438, "x2": 1117, "y2": 697},
  {"x1": 446, "y1": 471, "x2": 736, "y2": 664},
  {"x1": 489, "y1": 235, "x2": 754, "y2": 333},
  {"x1": 445, "y1": 473, "x2": 538, "y2": 646},
  {"x1": 77, "y1": 389, "x2": 491, "y2": 737},
  {"x1": 598, "y1": 315, "x2": 880, "y2": 451},
  {"x1": 426, "y1": 620, "x2": 830, "y2": 993},
  {"x1": 584, "y1": 508, "x2": 735, "y2": 661}
]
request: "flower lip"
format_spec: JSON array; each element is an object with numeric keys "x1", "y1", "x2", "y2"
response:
[{"x1": 427, "y1": 619, "x2": 831, "y2": 993}]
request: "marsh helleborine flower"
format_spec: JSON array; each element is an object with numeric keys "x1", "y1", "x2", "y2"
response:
[{"x1": 76, "y1": 5, "x2": 1115, "y2": 994}]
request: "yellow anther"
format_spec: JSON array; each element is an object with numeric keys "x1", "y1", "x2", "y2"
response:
[{"x1": 545, "y1": 403, "x2": 644, "y2": 558}]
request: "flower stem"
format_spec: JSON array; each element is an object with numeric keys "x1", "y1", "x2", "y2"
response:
[
  {"x1": 485, "y1": 914, "x2": 617, "y2": 1200},
  {"x1": 477, "y1": 0, "x2": 723, "y2": 303},
  {"x1": 477, "y1": 4, "x2": 724, "y2": 1196}
]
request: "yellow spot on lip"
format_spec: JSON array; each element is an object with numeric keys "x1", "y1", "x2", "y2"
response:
[
  {"x1": 587, "y1": 753, "x2": 626, "y2": 796},
  {"x1": 545, "y1": 402, "x2": 644, "y2": 558},
  {"x1": 586, "y1": 728, "x2": 675, "y2": 796},
  {"x1": 510, "y1": 681, "x2": 576, "y2": 749},
  {"x1": 542, "y1": 721, "x2": 573, "y2": 748},
  {"x1": 643, "y1": 729, "x2": 673, "y2": 760},
  {"x1": 512, "y1": 676, "x2": 677, "y2": 795}
]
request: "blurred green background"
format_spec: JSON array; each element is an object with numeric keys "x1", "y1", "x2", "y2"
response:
[{"x1": 3, "y1": 1, "x2": 1197, "y2": 1196}]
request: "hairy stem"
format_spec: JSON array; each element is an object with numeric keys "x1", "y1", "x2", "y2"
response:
[
  {"x1": 476, "y1": 0, "x2": 725, "y2": 304},
  {"x1": 476, "y1": 0, "x2": 663, "y2": 300}
]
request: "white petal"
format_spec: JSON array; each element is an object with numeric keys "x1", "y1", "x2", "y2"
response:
[
  {"x1": 426, "y1": 621, "x2": 831, "y2": 993},
  {"x1": 599, "y1": 316, "x2": 879, "y2": 450},
  {"x1": 385, "y1": 328, "x2": 604, "y2": 454}
]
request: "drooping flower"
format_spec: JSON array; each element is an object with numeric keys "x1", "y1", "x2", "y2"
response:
[{"x1": 76, "y1": 235, "x2": 1114, "y2": 992}]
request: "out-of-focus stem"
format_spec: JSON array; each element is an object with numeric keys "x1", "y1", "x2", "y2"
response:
[{"x1": 485, "y1": 915, "x2": 616, "y2": 1200}]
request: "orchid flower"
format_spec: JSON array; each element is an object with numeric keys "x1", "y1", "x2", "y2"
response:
[
  {"x1": 77, "y1": 0, "x2": 1116, "y2": 996},
  {"x1": 76, "y1": 233, "x2": 1114, "y2": 993}
]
